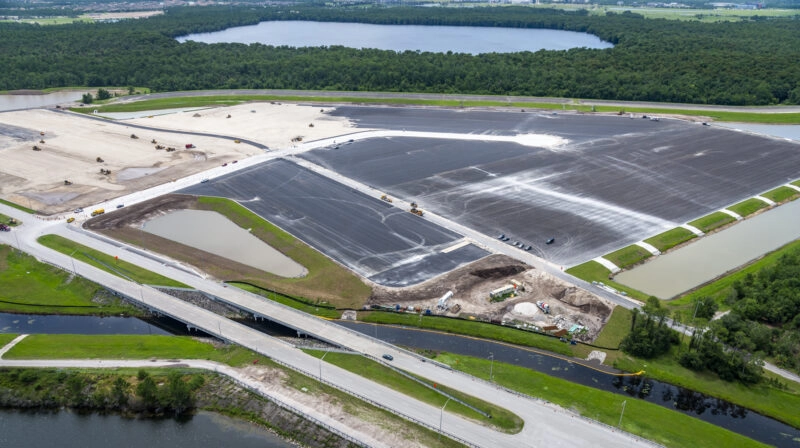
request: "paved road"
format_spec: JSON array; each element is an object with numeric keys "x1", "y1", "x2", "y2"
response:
[{"x1": 0, "y1": 204, "x2": 652, "y2": 448}]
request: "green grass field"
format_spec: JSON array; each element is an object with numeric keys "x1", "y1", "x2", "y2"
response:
[
  {"x1": 793, "y1": 180, "x2": 800, "y2": 188},
  {"x1": 762, "y1": 186, "x2": 800, "y2": 203},
  {"x1": 37, "y1": 234, "x2": 188, "y2": 288},
  {"x1": 644, "y1": 227, "x2": 696, "y2": 252},
  {"x1": 360, "y1": 311, "x2": 575, "y2": 356},
  {"x1": 0, "y1": 198, "x2": 35, "y2": 214},
  {"x1": 0, "y1": 213, "x2": 20, "y2": 226},
  {"x1": 688, "y1": 211, "x2": 736, "y2": 233},
  {"x1": 0, "y1": 245, "x2": 141, "y2": 316},
  {"x1": 0, "y1": 334, "x2": 18, "y2": 347},
  {"x1": 603, "y1": 245, "x2": 652, "y2": 269},
  {"x1": 434, "y1": 351, "x2": 767, "y2": 448},
  {"x1": 727, "y1": 198, "x2": 769, "y2": 218},
  {"x1": 565, "y1": 261, "x2": 649, "y2": 301},
  {"x1": 307, "y1": 350, "x2": 523, "y2": 433}
]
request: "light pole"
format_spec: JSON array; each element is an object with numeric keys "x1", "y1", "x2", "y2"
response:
[
  {"x1": 69, "y1": 248, "x2": 78, "y2": 274},
  {"x1": 692, "y1": 299, "x2": 704, "y2": 321},
  {"x1": 618, "y1": 400, "x2": 627, "y2": 428},
  {"x1": 439, "y1": 397, "x2": 451, "y2": 440},
  {"x1": 319, "y1": 349, "x2": 330, "y2": 381},
  {"x1": 489, "y1": 352, "x2": 494, "y2": 381},
  {"x1": 13, "y1": 230, "x2": 21, "y2": 251}
]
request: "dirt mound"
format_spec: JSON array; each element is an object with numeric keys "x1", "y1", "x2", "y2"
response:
[{"x1": 469, "y1": 264, "x2": 526, "y2": 279}]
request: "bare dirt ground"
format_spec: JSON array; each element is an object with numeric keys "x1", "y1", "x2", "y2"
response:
[
  {"x1": 0, "y1": 103, "x2": 357, "y2": 215},
  {"x1": 369, "y1": 254, "x2": 614, "y2": 341}
]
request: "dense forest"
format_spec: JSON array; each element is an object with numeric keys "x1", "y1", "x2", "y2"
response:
[{"x1": 1, "y1": 5, "x2": 800, "y2": 104}]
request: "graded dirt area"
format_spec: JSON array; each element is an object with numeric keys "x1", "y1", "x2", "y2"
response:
[
  {"x1": 0, "y1": 103, "x2": 357, "y2": 215},
  {"x1": 369, "y1": 254, "x2": 613, "y2": 341}
]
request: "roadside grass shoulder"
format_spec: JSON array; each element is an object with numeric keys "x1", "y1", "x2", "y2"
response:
[
  {"x1": 195, "y1": 197, "x2": 370, "y2": 308},
  {"x1": 565, "y1": 261, "x2": 649, "y2": 301},
  {"x1": 0, "y1": 198, "x2": 34, "y2": 214},
  {"x1": 0, "y1": 245, "x2": 141, "y2": 316},
  {"x1": 592, "y1": 306, "x2": 631, "y2": 350},
  {"x1": 433, "y1": 352, "x2": 767, "y2": 448},
  {"x1": 643, "y1": 227, "x2": 696, "y2": 252},
  {"x1": 305, "y1": 350, "x2": 523, "y2": 434},
  {"x1": 230, "y1": 282, "x2": 340, "y2": 318},
  {"x1": 37, "y1": 234, "x2": 188, "y2": 288},
  {"x1": 359, "y1": 311, "x2": 574, "y2": 356},
  {"x1": 793, "y1": 180, "x2": 800, "y2": 188},
  {"x1": 688, "y1": 212, "x2": 735, "y2": 233},
  {"x1": 613, "y1": 345, "x2": 800, "y2": 430},
  {"x1": 762, "y1": 186, "x2": 800, "y2": 203},
  {"x1": 727, "y1": 198, "x2": 769, "y2": 218},
  {"x1": 603, "y1": 245, "x2": 652, "y2": 269},
  {"x1": 0, "y1": 213, "x2": 21, "y2": 226},
  {"x1": 0, "y1": 334, "x2": 18, "y2": 347}
]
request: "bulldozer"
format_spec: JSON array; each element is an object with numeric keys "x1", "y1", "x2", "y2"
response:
[
  {"x1": 409, "y1": 202, "x2": 424, "y2": 217},
  {"x1": 380, "y1": 194, "x2": 393, "y2": 203},
  {"x1": 130, "y1": 134, "x2": 139, "y2": 139},
  {"x1": 64, "y1": 180, "x2": 72, "y2": 186}
]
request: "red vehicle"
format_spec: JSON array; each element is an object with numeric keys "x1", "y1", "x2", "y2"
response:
[{"x1": 185, "y1": 143, "x2": 195, "y2": 149}]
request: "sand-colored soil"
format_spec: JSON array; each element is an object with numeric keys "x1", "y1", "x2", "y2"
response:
[{"x1": 0, "y1": 103, "x2": 356, "y2": 214}]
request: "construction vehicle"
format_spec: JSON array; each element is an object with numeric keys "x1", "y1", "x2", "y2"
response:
[
  {"x1": 64, "y1": 180, "x2": 72, "y2": 185},
  {"x1": 380, "y1": 194, "x2": 393, "y2": 203},
  {"x1": 151, "y1": 139, "x2": 157, "y2": 144},
  {"x1": 130, "y1": 134, "x2": 139, "y2": 139},
  {"x1": 155, "y1": 144, "x2": 165, "y2": 150},
  {"x1": 166, "y1": 147, "x2": 176, "y2": 152},
  {"x1": 39, "y1": 139, "x2": 45, "y2": 144},
  {"x1": 32, "y1": 145, "x2": 41, "y2": 151},
  {"x1": 409, "y1": 202, "x2": 424, "y2": 216},
  {"x1": 66, "y1": 217, "x2": 75, "y2": 223},
  {"x1": 99, "y1": 168, "x2": 111, "y2": 175},
  {"x1": 96, "y1": 157, "x2": 104, "y2": 162},
  {"x1": 185, "y1": 143, "x2": 195, "y2": 149},
  {"x1": 536, "y1": 301, "x2": 551, "y2": 314},
  {"x1": 91, "y1": 208, "x2": 105, "y2": 216}
]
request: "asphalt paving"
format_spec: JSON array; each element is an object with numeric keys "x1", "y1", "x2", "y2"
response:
[
  {"x1": 304, "y1": 109, "x2": 800, "y2": 265},
  {"x1": 181, "y1": 159, "x2": 488, "y2": 286}
]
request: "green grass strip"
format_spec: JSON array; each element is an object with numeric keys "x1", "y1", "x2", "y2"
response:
[
  {"x1": 360, "y1": 311, "x2": 574, "y2": 356},
  {"x1": 0, "y1": 245, "x2": 140, "y2": 316},
  {"x1": 37, "y1": 234, "x2": 188, "y2": 288},
  {"x1": 0, "y1": 213, "x2": 21, "y2": 226},
  {"x1": 565, "y1": 261, "x2": 649, "y2": 301},
  {"x1": 603, "y1": 245, "x2": 652, "y2": 269},
  {"x1": 762, "y1": 186, "x2": 800, "y2": 204},
  {"x1": 793, "y1": 180, "x2": 800, "y2": 188},
  {"x1": 726, "y1": 198, "x2": 768, "y2": 218},
  {"x1": 231, "y1": 282, "x2": 340, "y2": 319},
  {"x1": 69, "y1": 92, "x2": 800, "y2": 125},
  {"x1": 0, "y1": 334, "x2": 19, "y2": 347},
  {"x1": 591, "y1": 307, "x2": 631, "y2": 350},
  {"x1": 0, "y1": 198, "x2": 35, "y2": 214},
  {"x1": 306, "y1": 350, "x2": 523, "y2": 433},
  {"x1": 644, "y1": 227, "x2": 696, "y2": 252},
  {"x1": 434, "y1": 352, "x2": 768, "y2": 448},
  {"x1": 688, "y1": 211, "x2": 735, "y2": 233}
]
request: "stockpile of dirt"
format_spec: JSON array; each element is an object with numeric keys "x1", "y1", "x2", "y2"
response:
[{"x1": 369, "y1": 255, "x2": 613, "y2": 341}]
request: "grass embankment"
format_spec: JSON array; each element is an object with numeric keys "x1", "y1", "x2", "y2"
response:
[
  {"x1": 194, "y1": 197, "x2": 370, "y2": 308},
  {"x1": 0, "y1": 245, "x2": 141, "y2": 316},
  {"x1": 360, "y1": 311, "x2": 574, "y2": 356},
  {"x1": 2, "y1": 335, "x2": 467, "y2": 447},
  {"x1": 72, "y1": 92, "x2": 800, "y2": 124},
  {"x1": 0, "y1": 333, "x2": 19, "y2": 347},
  {"x1": 565, "y1": 261, "x2": 649, "y2": 301},
  {"x1": 726, "y1": 198, "x2": 769, "y2": 218},
  {"x1": 644, "y1": 227, "x2": 696, "y2": 252},
  {"x1": 793, "y1": 180, "x2": 800, "y2": 188},
  {"x1": 37, "y1": 234, "x2": 188, "y2": 288},
  {"x1": 688, "y1": 211, "x2": 735, "y2": 233},
  {"x1": 603, "y1": 245, "x2": 652, "y2": 269},
  {"x1": 0, "y1": 213, "x2": 20, "y2": 226},
  {"x1": 230, "y1": 282, "x2": 340, "y2": 319},
  {"x1": 0, "y1": 198, "x2": 34, "y2": 214},
  {"x1": 306, "y1": 350, "x2": 523, "y2": 433},
  {"x1": 762, "y1": 186, "x2": 800, "y2": 203},
  {"x1": 433, "y1": 351, "x2": 767, "y2": 448}
]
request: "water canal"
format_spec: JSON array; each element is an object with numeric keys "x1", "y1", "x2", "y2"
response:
[
  {"x1": 337, "y1": 321, "x2": 800, "y2": 448},
  {"x1": 176, "y1": 21, "x2": 613, "y2": 54},
  {"x1": 615, "y1": 197, "x2": 800, "y2": 299}
]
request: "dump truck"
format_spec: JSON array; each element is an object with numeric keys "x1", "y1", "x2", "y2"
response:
[
  {"x1": 185, "y1": 143, "x2": 195, "y2": 149},
  {"x1": 91, "y1": 208, "x2": 105, "y2": 216}
]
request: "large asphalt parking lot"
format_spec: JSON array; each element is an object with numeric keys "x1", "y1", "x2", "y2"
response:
[
  {"x1": 307, "y1": 107, "x2": 800, "y2": 266},
  {"x1": 181, "y1": 159, "x2": 488, "y2": 287}
]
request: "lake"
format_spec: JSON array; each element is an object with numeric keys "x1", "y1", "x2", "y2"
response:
[
  {"x1": 176, "y1": 21, "x2": 613, "y2": 54},
  {"x1": 0, "y1": 90, "x2": 89, "y2": 112},
  {"x1": 0, "y1": 409, "x2": 295, "y2": 448}
]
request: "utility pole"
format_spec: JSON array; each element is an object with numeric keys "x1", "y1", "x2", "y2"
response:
[
  {"x1": 69, "y1": 248, "x2": 78, "y2": 274},
  {"x1": 319, "y1": 349, "x2": 330, "y2": 381},
  {"x1": 439, "y1": 397, "x2": 451, "y2": 440},
  {"x1": 618, "y1": 400, "x2": 627, "y2": 428}
]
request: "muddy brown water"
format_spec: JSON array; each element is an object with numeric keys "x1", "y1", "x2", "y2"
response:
[
  {"x1": 615, "y1": 198, "x2": 800, "y2": 299},
  {"x1": 142, "y1": 209, "x2": 307, "y2": 278}
]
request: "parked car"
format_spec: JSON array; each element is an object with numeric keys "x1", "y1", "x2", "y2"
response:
[
  {"x1": 116, "y1": 204, "x2": 124, "y2": 209},
  {"x1": 546, "y1": 238, "x2": 555, "y2": 245},
  {"x1": 200, "y1": 179, "x2": 209, "y2": 183},
  {"x1": 74, "y1": 208, "x2": 83, "y2": 213}
]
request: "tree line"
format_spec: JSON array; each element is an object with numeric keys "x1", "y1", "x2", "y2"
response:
[{"x1": 0, "y1": 5, "x2": 799, "y2": 104}]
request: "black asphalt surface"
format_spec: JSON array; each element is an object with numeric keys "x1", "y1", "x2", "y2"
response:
[
  {"x1": 305, "y1": 108, "x2": 800, "y2": 265},
  {"x1": 181, "y1": 159, "x2": 487, "y2": 286}
]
